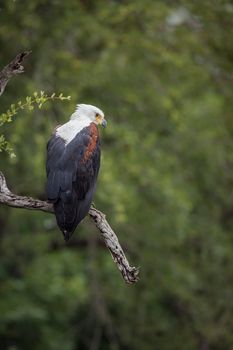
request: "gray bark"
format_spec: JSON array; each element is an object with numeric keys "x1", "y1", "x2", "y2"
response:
[
  {"x1": 0, "y1": 52, "x2": 139, "y2": 284},
  {"x1": 0, "y1": 51, "x2": 31, "y2": 96},
  {"x1": 0, "y1": 171, "x2": 139, "y2": 283}
]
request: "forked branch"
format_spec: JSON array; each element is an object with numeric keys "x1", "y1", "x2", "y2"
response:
[
  {"x1": 0, "y1": 171, "x2": 139, "y2": 284},
  {"x1": 0, "y1": 52, "x2": 139, "y2": 283},
  {"x1": 0, "y1": 51, "x2": 31, "y2": 96}
]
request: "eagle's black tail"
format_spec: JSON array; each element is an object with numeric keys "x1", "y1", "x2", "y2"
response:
[{"x1": 54, "y1": 188, "x2": 94, "y2": 241}]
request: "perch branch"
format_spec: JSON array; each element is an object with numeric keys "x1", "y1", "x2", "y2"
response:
[
  {"x1": 0, "y1": 171, "x2": 139, "y2": 284},
  {"x1": 0, "y1": 51, "x2": 31, "y2": 96}
]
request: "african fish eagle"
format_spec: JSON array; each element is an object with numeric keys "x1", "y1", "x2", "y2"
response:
[{"x1": 46, "y1": 104, "x2": 107, "y2": 241}]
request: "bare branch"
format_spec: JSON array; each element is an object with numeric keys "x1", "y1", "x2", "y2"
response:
[
  {"x1": 0, "y1": 171, "x2": 139, "y2": 284},
  {"x1": 0, "y1": 51, "x2": 31, "y2": 96}
]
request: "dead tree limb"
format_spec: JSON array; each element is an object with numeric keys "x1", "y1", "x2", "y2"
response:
[
  {"x1": 0, "y1": 171, "x2": 139, "y2": 284},
  {"x1": 0, "y1": 51, "x2": 31, "y2": 96},
  {"x1": 0, "y1": 52, "x2": 139, "y2": 283}
]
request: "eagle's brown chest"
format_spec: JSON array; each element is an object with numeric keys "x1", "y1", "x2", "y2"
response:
[{"x1": 82, "y1": 123, "x2": 99, "y2": 163}]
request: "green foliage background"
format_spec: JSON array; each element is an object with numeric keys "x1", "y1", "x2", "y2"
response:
[{"x1": 0, "y1": 1, "x2": 233, "y2": 349}]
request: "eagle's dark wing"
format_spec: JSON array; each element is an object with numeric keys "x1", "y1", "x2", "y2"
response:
[{"x1": 46, "y1": 123, "x2": 100, "y2": 240}]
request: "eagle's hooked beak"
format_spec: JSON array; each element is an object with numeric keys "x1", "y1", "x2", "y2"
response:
[{"x1": 102, "y1": 119, "x2": 107, "y2": 128}]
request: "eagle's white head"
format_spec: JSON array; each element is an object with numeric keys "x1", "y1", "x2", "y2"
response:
[
  {"x1": 56, "y1": 103, "x2": 107, "y2": 145},
  {"x1": 70, "y1": 104, "x2": 107, "y2": 127}
]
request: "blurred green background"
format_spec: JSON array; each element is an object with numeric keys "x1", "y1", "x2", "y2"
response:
[{"x1": 0, "y1": 1, "x2": 233, "y2": 349}]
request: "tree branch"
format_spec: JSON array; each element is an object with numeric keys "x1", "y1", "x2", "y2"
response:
[
  {"x1": 0, "y1": 171, "x2": 139, "y2": 284},
  {"x1": 0, "y1": 51, "x2": 31, "y2": 96}
]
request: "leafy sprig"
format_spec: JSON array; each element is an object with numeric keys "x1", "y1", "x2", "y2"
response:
[{"x1": 0, "y1": 91, "x2": 71, "y2": 157}]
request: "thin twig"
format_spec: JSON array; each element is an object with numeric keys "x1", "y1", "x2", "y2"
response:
[
  {"x1": 0, "y1": 51, "x2": 31, "y2": 96},
  {"x1": 0, "y1": 171, "x2": 139, "y2": 284}
]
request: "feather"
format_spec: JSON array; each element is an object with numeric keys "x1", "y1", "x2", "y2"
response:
[{"x1": 46, "y1": 123, "x2": 100, "y2": 239}]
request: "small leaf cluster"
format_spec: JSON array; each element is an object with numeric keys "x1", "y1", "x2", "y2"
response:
[
  {"x1": 0, "y1": 135, "x2": 15, "y2": 158},
  {"x1": 0, "y1": 91, "x2": 71, "y2": 157}
]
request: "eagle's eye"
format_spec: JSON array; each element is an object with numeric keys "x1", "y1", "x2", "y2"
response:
[{"x1": 95, "y1": 113, "x2": 102, "y2": 123}]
